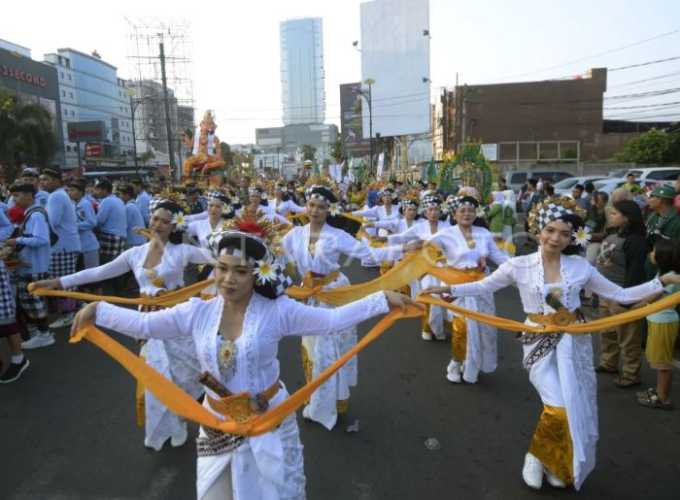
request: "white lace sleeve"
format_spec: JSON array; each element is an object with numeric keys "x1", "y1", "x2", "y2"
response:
[
  {"x1": 276, "y1": 292, "x2": 389, "y2": 338},
  {"x1": 585, "y1": 265, "x2": 663, "y2": 303},
  {"x1": 94, "y1": 299, "x2": 196, "y2": 340},
  {"x1": 450, "y1": 260, "x2": 515, "y2": 296},
  {"x1": 60, "y1": 249, "x2": 134, "y2": 288}
]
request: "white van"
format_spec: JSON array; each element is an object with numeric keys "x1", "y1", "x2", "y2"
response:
[{"x1": 626, "y1": 167, "x2": 680, "y2": 183}]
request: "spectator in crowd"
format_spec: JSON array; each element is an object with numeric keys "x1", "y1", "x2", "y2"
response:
[
  {"x1": 646, "y1": 184, "x2": 680, "y2": 248},
  {"x1": 0, "y1": 205, "x2": 28, "y2": 383},
  {"x1": 623, "y1": 172, "x2": 641, "y2": 193},
  {"x1": 586, "y1": 191, "x2": 609, "y2": 264},
  {"x1": 94, "y1": 179, "x2": 127, "y2": 265},
  {"x1": 185, "y1": 185, "x2": 206, "y2": 215},
  {"x1": 673, "y1": 174, "x2": 680, "y2": 213},
  {"x1": 67, "y1": 179, "x2": 99, "y2": 270},
  {"x1": 497, "y1": 176, "x2": 508, "y2": 191},
  {"x1": 238, "y1": 176, "x2": 251, "y2": 205},
  {"x1": 40, "y1": 168, "x2": 81, "y2": 328},
  {"x1": 6, "y1": 184, "x2": 53, "y2": 349},
  {"x1": 544, "y1": 183, "x2": 554, "y2": 198},
  {"x1": 523, "y1": 178, "x2": 539, "y2": 212},
  {"x1": 595, "y1": 200, "x2": 649, "y2": 387},
  {"x1": 8, "y1": 168, "x2": 49, "y2": 208},
  {"x1": 117, "y1": 184, "x2": 146, "y2": 248},
  {"x1": 638, "y1": 237, "x2": 680, "y2": 410},
  {"x1": 572, "y1": 183, "x2": 588, "y2": 209},
  {"x1": 610, "y1": 187, "x2": 634, "y2": 205},
  {"x1": 131, "y1": 178, "x2": 151, "y2": 225},
  {"x1": 584, "y1": 181, "x2": 595, "y2": 211}
]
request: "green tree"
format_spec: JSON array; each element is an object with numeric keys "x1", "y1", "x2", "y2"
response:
[
  {"x1": 220, "y1": 141, "x2": 234, "y2": 166},
  {"x1": 331, "y1": 137, "x2": 344, "y2": 163},
  {"x1": 615, "y1": 128, "x2": 676, "y2": 164},
  {"x1": 301, "y1": 144, "x2": 316, "y2": 162},
  {"x1": 0, "y1": 90, "x2": 57, "y2": 180}
]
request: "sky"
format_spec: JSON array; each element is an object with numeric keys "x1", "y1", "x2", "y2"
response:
[{"x1": 3, "y1": 0, "x2": 680, "y2": 144}]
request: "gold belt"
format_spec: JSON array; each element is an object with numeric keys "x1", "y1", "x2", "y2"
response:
[
  {"x1": 207, "y1": 379, "x2": 281, "y2": 423},
  {"x1": 301, "y1": 271, "x2": 340, "y2": 289},
  {"x1": 527, "y1": 309, "x2": 578, "y2": 327}
]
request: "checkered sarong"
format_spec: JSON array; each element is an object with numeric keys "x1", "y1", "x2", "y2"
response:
[
  {"x1": 49, "y1": 250, "x2": 79, "y2": 278},
  {"x1": 0, "y1": 262, "x2": 16, "y2": 322},
  {"x1": 17, "y1": 272, "x2": 49, "y2": 319},
  {"x1": 99, "y1": 233, "x2": 126, "y2": 261}
]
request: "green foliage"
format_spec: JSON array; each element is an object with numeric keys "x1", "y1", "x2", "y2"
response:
[
  {"x1": 220, "y1": 141, "x2": 233, "y2": 166},
  {"x1": 0, "y1": 89, "x2": 57, "y2": 180},
  {"x1": 440, "y1": 142, "x2": 493, "y2": 201},
  {"x1": 615, "y1": 128, "x2": 680, "y2": 164},
  {"x1": 139, "y1": 150, "x2": 155, "y2": 164},
  {"x1": 301, "y1": 144, "x2": 316, "y2": 162},
  {"x1": 331, "y1": 137, "x2": 344, "y2": 163}
]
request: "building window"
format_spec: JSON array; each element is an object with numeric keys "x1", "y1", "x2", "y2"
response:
[
  {"x1": 68, "y1": 74, "x2": 71, "y2": 80},
  {"x1": 69, "y1": 92, "x2": 73, "y2": 99},
  {"x1": 62, "y1": 90, "x2": 66, "y2": 97},
  {"x1": 66, "y1": 145, "x2": 71, "y2": 152},
  {"x1": 60, "y1": 71, "x2": 64, "y2": 79}
]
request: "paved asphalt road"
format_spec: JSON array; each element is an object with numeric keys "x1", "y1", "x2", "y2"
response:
[{"x1": 1, "y1": 263, "x2": 679, "y2": 500}]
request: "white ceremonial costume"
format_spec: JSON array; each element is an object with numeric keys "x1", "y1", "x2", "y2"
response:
[
  {"x1": 236, "y1": 206, "x2": 289, "y2": 225},
  {"x1": 272, "y1": 198, "x2": 306, "y2": 217},
  {"x1": 427, "y1": 225, "x2": 509, "y2": 381},
  {"x1": 94, "y1": 290, "x2": 391, "y2": 499},
  {"x1": 188, "y1": 218, "x2": 224, "y2": 249},
  {"x1": 387, "y1": 219, "x2": 451, "y2": 334},
  {"x1": 282, "y1": 223, "x2": 403, "y2": 430},
  {"x1": 449, "y1": 250, "x2": 663, "y2": 489},
  {"x1": 352, "y1": 205, "x2": 401, "y2": 266},
  {"x1": 61, "y1": 242, "x2": 214, "y2": 449}
]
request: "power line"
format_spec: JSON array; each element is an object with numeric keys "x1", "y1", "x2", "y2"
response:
[
  {"x1": 609, "y1": 55, "x2": 680, "y2": 72},
  {"x1": 492, "y1": 27, "x2": 680, "y2": 81}
]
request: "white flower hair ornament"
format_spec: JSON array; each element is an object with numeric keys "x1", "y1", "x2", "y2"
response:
[
  {"x1": 328, "y1": 202, "x2": 340, "y2": 217},
  {"x1": 171, "y1": 212, "x2": 187, "y2": 230},
  {"x1": 253, "y1": 257, "x2": 280, "y2": 285},
  {"x1": 573, "y1": 226, "x2": 591, "y2": 248}
]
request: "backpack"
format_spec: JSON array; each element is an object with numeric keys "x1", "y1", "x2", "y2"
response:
[{"x1": 21, "y1": 206, "x2": 59, "y2": 246}]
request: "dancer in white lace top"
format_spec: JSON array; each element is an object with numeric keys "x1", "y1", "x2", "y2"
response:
[{"x1": 70, "y1": 224, "x2": 414, "y2": 499}]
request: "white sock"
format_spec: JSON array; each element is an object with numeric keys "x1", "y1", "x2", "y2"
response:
[{"x1": 11, "y1": 354, "x2": 24, "y2": 364}]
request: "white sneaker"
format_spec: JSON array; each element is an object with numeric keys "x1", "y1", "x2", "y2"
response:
[
  {"x1": 421, "y1": 331, "x2": 433, "y2": 341},
  {"x1": 446, "y1": 360, "x2": 462, "y2": 383},
  {"x1": 21, "y1": 332, "x2": 55, "y2": 350},
  {"x1": 170, "y1": 423, "x2": 188, "y2": 448},
  {"x1": 522, "y1": 452, "x2": 543, "y2": 490},
  {"x1": 544, "y1": 467, "x2": 566, "y2": 488},
  {"x1": 49, "y1": 313, "x2": 74, "y2": 329},
  {"x1": 144, "y1": 437, "x2": 164, "y2": 452}
]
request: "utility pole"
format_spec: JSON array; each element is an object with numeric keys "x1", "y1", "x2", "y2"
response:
[
  {"x1": 129, "y1": 93, "x2": 139, "y2": 176},
  {"x1": 461, "y1": 84, "x2": 468, "y2": 147},
  {"x1": 159, "y1": 41, "x2": 176, "y2": 178},
  {"x1": 361, "y1": 78, "x2": 375, "y2": 175}
]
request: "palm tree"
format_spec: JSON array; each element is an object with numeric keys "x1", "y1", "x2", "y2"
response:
[{"x1": 0, "y1": 90, "x2": 57, "y2": 180}]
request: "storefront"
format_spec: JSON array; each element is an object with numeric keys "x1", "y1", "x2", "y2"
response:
[{"x1": 0, "y1": 47, "x2": 64, "y2": 165}]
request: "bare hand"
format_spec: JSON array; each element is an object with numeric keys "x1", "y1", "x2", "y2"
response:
[
  {"x1": 421, "y1": 286, "x2": 450, "y2": 295},
  {"x1": 6, "y1": 238, "x2": 17, "y2": 247},
  {"x1": 383, "y1": 290, "x2": 421, "y2": 312},
  {"x1": 31, "y1": 278, "x2": 62, "y2": 291},
  {"x1": 477, "y1": 256, "x2": 487, "y2": 271},
  {"x1": 70, "y1": 302, "x2": 99, "y2": 339},
  {"x1": 403, "y1": 240, "x2": 423, "y2": 253},
  {"x1": 660, "y1": 272, "x2": 680, "y2": 286}
]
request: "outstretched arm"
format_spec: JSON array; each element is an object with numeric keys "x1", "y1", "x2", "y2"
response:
[{"x1": 70, "y1": 299, "x2": 195, "y2": 341}]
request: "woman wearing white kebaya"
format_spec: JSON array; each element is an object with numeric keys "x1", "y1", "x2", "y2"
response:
[
  {"x1": 427, "y1": 196, "x2": 509, "y2": 383},
  {"x1": 424, "y1": 198, "x2": 680, "y2": 491},
  {"x1": 282, "y1": 185, "x2": 418, "y2": 430},
  {"x1": 34, "y1": 200, "x2": 214, "y2": 451},
  {"x1": 271, "y1": 182, "x2": 306, "y2": 217},
  {"x1": 70, "y1": 226, "x2": 414, "y2": 499},
  {"x1": 377, "y1": 194, "x2": 451, "y2": 340},
  {"x1": 187, "y1": 191, "x2": 234, "y2": 249}
]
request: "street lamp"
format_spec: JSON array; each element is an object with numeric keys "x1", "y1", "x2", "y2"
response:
[{"x1": 357, "y1": 78, "x2": 375, "y2": 174}]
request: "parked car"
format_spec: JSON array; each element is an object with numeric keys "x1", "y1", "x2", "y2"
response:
[
  {"x1": 553, "y1": 175, "x2": 607, "y2": 197},
  {"x1": 626, "y1": 167, "x2": 680, "y2": 183},
  {"x1": 593, "y1": 177, "x2": 672, "y2": 196},
  {"x1": 506, "y1": 170, "x2": 572, "y2": 193}
]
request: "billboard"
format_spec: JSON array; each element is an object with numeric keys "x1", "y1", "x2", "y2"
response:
[
  {"x1": 340, "y1": 82, "x2": 370, "y2": 155},
  {"x1": 67, "y1": 121, "x2": 106, "y2": 143},
  {"x1": 360, "y1": 0, "x2": 431, "y2": 137}
]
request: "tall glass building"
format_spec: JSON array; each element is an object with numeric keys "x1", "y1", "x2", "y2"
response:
[{"x1": 280, "y1": 17, "x2": 325, "y2": 125}]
